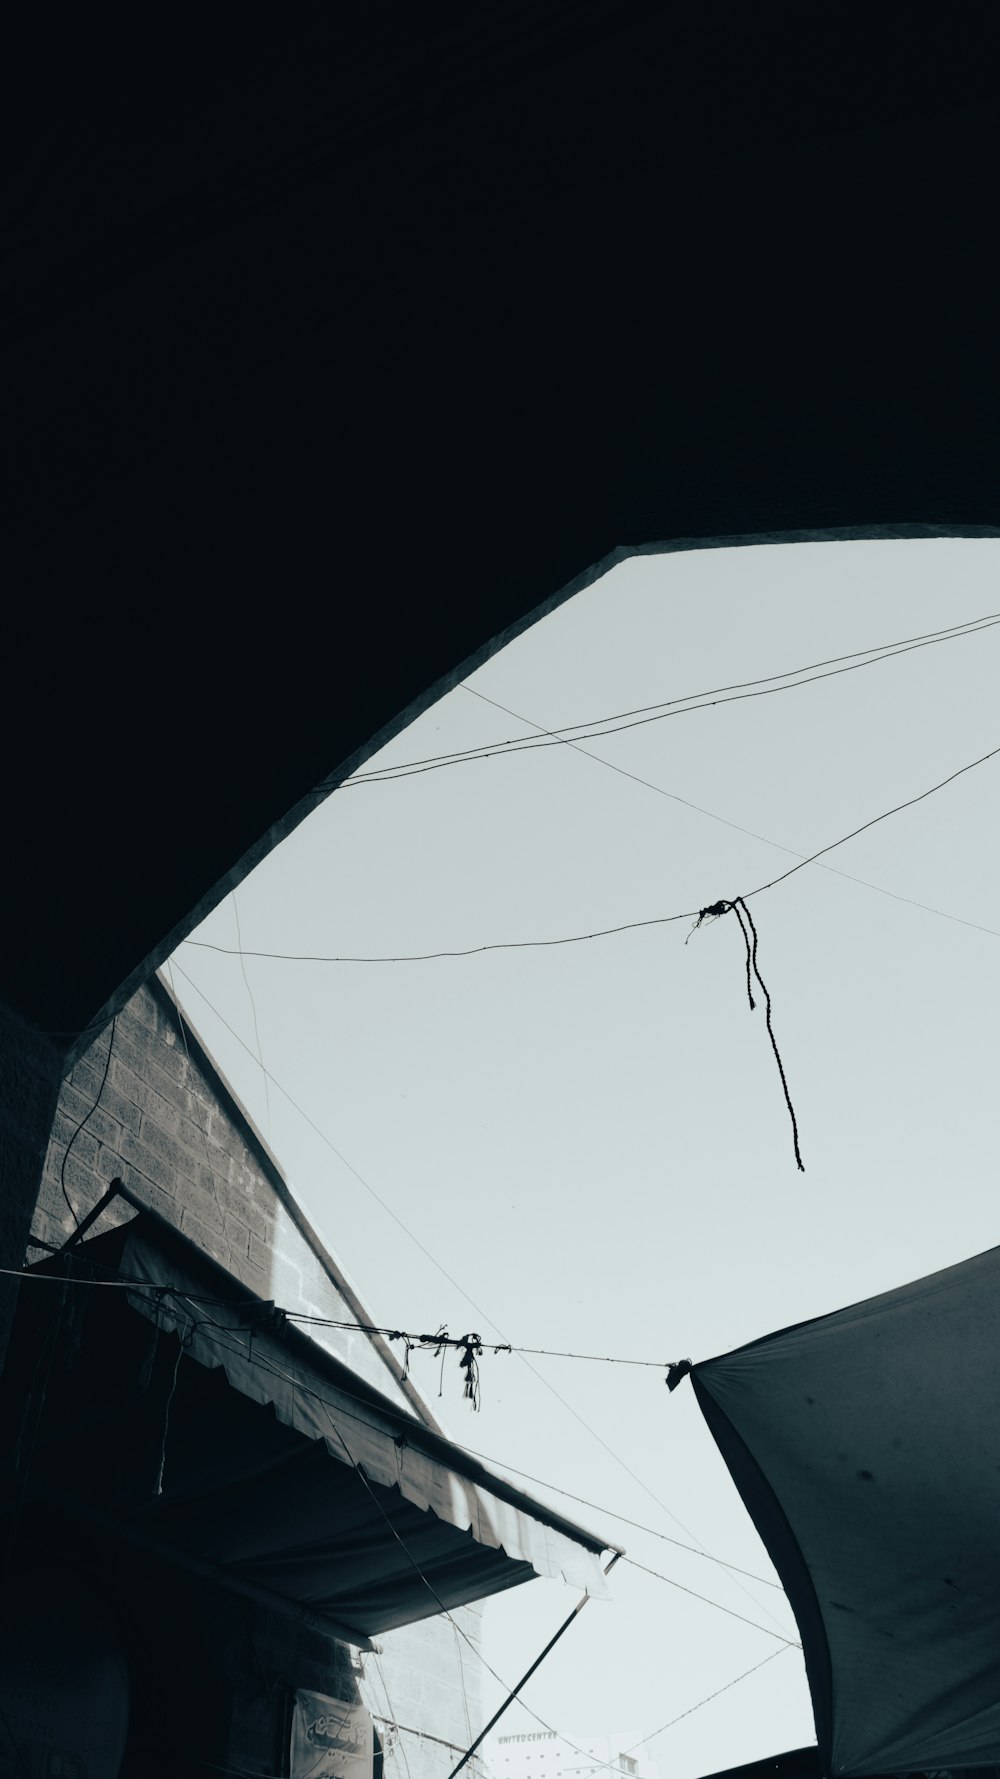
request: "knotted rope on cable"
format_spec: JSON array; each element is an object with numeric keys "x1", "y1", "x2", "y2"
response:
[
  {"x1": 688, "y1": 897, "x2": 805, "y2": 1173},
  {"x1": 387, "y1": 1325, "x2": 494, "y2": 1409},
  {"x1": 458, "y1": 1334, "x2": 484, "y2": 1410}
]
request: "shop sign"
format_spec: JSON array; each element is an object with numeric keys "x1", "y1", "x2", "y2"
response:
[{"x1": 290, "y1": 1694, "x2": 372, "y2": 1779}]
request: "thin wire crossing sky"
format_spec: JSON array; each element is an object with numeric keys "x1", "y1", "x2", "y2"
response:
[{"x1": 170, "y1": 536, "x2": 1000, "y2": 1779}]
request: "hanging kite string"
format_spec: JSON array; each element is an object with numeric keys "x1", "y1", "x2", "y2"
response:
[
  {"x1": 734, "y1": 897, "x2": 804, "y2": 1172},
  {"x1": 729, "y1": 904, "x2": 757, "y2": 1010},
  {"x1": 691, "y1": 898, "x2": 804, "y2": 1172}
]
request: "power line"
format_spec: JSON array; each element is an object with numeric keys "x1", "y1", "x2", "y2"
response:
[
  {"x1": 60, "y1": 1018, "x2": 117, "y2": 1227},
  {"x1": 187, "y1": 1644, "x2": 794, "y2": 1779},
  {"x1": 637, "y1": 1645, "x2": 795, "y2": 1753},
  {"x1": 140, "y1": 1301, "x2": 796, "y2": 1661},
  {"x1": 198, "y1": 1323, "x2": 799, "y2": 1655},
  {"x1": 165, "y1": 959, "x2": 240, "y2": 1276},
  {"x1": 620, "y1": 1554, "x2": 796, "y2": 1642},
  {"x1": 7, "y1": 1255, "x2": 786, "y2": 1593},
  {"x1": 211, "y1": 1291, "x2": 799, "y2": 1753},
  {"x1": 292, "y1": 1319, "x2": 680, "y2": 1367},
  {"x1": 456, "y1": 685, "x2": 1000, "y2": 944},
  {"x1": 232, "y1": 889, "x2": 271, "y2": 1144},
  {"x1": 744, "y1": 741, "x2": 1000, "y2": 900},
  {"x1": 498, "y1": 1348, "x2": 793, "y2": 1638},
  {"x1": 469, "y1": 609, "x2": 1000, "y2": 738},
  {"x1": 184, "y1": 910, "x2": 690, "y2": 964},
  {"x1": 371, "y1": 1653, "x2": 415, "y2": 1779},
  {"x1": 437, "y1": 1450, "x2": 785, "y2": 1591},
  {"x1": 166, "y1": 958, "x2": 791, "y2": 1630},
  {"x1": 7, "y1": 1253, "x2": 792, "y2": 1593},
  {"x1": 344, "y1": 612, "x2": 1000, "y2": 784},
  {"x1": 183, "y1": 740, "x2": 1000, "y2": 966}
]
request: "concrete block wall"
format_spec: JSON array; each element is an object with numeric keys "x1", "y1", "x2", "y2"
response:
[
  {"x1": 33, "y1": 975, "x2": 416, "y2": 1410},
  {"x1": 29, "y1": 972, "x2": 487, "y2": 1779},
  {"x1": 364, "y1": 1606, "x2": 489, "y2": 1779}
]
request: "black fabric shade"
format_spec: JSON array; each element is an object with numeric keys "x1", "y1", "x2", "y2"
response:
[{"x1": 691, "y1": 1246, "x2": 1000, "y2": 1776}]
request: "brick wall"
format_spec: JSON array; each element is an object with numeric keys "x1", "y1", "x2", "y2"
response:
[
  {"x1": 31, "y1": 972, "x2": 487, "y2": 1779},
  {"x1": 34, "y1": 975, "x2": 419, "y2": 1410}
]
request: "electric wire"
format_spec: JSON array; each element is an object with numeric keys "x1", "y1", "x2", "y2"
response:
[
  {"x1": 232, "y1": 889, "x2": 271, "y2": 1144},
  {"x1": 41, "y1": 613, "x2": 973, "y2": 1756},
  {"x1": 38, "y1": 612, "x2": 1000, "y2": 1058},
  {"x1": 620, "y1": 1554, "x2": 798, "y2": 1642},
  {"x1": 502, "y1": 1350, "x2": 792, "y2": 1637},
  {"x1": 290, "y1": 1320, "x2": 681, "y2": 1366},
  {"x1": 165, "y1": 958, "x2": 239, "y2": 1275},
  {"x1": 469, "y1": 608, "x2": 1000, "y2": 735},
  {"x1": 371, "y1": 1653, "x2": 415, "y2": 1779},
  {"x1": 16, "y1": 1257, "x2": 802, "y2": 1749},
  {"x1": 0, "y1": 1265, "x2": 166, "y2": 1286},
  {"x1": 133, "y1": 1285, "x2": 793, "y2": 1648},
  {"x1": 548, "y1": 1644, "x2": 795, "y2": 1774},
  {"x1": 435, "y1": 1451, "x2": 784, "y2": 1590},
  {"x1": 371, "y1": 1717, "x2": 483, "y2": 1761},
  {"x1": 344, "y1": 612, "x2": 1000, "y2": 783},
  {"x1": 60, "y1": 1017, "x2": 116, "y2": 1227},
  {"x1": 167, "y1": 956, "x2": 797, "y2": 1633},
  {"x1": 451, "y1": 1616, "x2": 477, "y2": 1765},
  {"x1": 6, "y1": 1258, "x2": 788, "y2": 1591},
  {"x1": 52, "y1": 1152, "x2": 796, "y2": 1762},
  {"x1": 459, "y1": 684, "x2": 1000, "y2": 944},
  {"x1": 3, "y1": 1259, "x2": 790, "y2": 1593},
  {"x1": 636, "y1": 1644, "x2": 795, "y2": 1754},
  {"x1": 745, "y1": 742, "x2": 1000, "y2": 900},
  {"x1": 168, "y1": 960, "x2": 496, "y2": 1335},
  {"x1": 187, "y1": 1643, "x2": 793, "y2": 1779},
  {"x1": 291, "y1": 1362, "x2": 788, "y2": 1764},
  {"x1": 183, "y1": 739, "x2": 1000, "y2": 966}
]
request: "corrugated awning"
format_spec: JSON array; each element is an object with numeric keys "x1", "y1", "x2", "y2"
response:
[{"x1": 4, "y1": 1208, "x2": 614, "y2": 1649}]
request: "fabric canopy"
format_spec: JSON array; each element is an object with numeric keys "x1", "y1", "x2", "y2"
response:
[
  {"x1": 3, "y1": 1210, "x2": 612, "y2": 1648},
  {"x1": 121, "y1": 1219, "x2": 612, "y2": 1604},
  {"x1": 690, "y1": 1244, "x2": 1000, "y2": 1777}
]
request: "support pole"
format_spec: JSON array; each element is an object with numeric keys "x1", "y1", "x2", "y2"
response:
[
  {"x1": 58, "y1": 1178, "x2": 125, "y2": 1252},
  {"x1": 445, "y1": 1552, "x2": 622, "y2": 1779}
]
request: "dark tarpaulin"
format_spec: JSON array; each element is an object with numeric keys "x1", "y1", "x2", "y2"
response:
[{"x1": 690, "y1": 1246, "x2": 1000, "y2": 1776}]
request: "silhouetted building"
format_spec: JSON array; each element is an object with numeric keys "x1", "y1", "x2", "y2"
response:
[{"x1": 0, "y1": 975, "x2": 612, "y2": 1779}]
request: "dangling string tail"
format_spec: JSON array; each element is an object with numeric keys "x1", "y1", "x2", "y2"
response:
[
  {"x1": 458, "y1": 1334, "x2": 484, "y2": 1410},
  {"x1": 732, "y1": 898, "x2": 805, "y2": 1172}
]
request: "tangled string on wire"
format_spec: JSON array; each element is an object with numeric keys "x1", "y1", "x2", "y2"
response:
[{"x1": 387, "y1": 1326, "x2": 509, "y2": 1410}]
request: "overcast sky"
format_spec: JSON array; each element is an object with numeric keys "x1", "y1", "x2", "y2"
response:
[{"x1": 169, "y1": 535, "x2": 999, "y2": 1779}]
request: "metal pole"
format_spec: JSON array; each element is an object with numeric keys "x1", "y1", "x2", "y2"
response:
[
  {"x1": 58, "y1": 1178, "x2": 125, "y2": 1252},
  {"x1": 445, "y1": 1552, "x2": 622, "y2": 1779}
]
